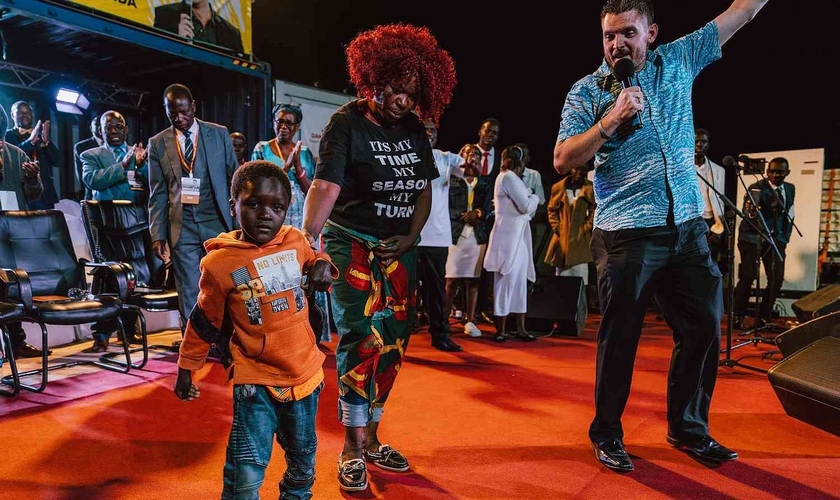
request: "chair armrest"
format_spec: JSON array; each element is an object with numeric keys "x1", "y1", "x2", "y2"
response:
[
  {"x1": 86, "y1": 261, "x2": 134, "y2": 302},
  {"x1": 0, "y1": 267, "x2": 34, "y2": 310}
]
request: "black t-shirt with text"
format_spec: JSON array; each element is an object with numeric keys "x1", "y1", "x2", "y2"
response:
[{"x1": 315, "y1": 101, "x2": 438, "y2": 239}]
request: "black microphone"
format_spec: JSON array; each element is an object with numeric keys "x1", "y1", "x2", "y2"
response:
[
  {"x1": 613, "y1": 58, "x2": 642, "y2": 130},
  {"x1": 722, "y1": 155, "x2": 738, "y2": 168}
]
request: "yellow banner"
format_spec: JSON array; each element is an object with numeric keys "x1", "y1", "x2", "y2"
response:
[{"x1": 70, "y1": 0, "x2": 252, "y2": 55}]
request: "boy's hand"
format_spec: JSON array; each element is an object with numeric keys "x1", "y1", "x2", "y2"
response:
[
  {"x1": 174, "y1": 367, "x2": 200, "y2": 401},
  {"x1": 309, "y1": 260, "x2": 333, "y2": 292}
]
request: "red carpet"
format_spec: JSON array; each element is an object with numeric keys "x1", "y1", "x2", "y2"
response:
[{"x1": 2, "y1": 313, "x2": 839, "y2": 499}]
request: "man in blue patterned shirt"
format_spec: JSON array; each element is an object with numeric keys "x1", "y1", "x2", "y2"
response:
[{"x1": 553, "y1": 0, "x2": 770, "y2": 473}]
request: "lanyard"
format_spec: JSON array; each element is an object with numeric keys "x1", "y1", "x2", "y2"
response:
[
  {"x1": 175, "y1": 129, "x2": 198, "y2": 176},
  {"x1": 269, "y1": 138, "x2": 287, "y2": 164}
]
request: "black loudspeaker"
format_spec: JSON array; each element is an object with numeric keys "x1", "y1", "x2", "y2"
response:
[
  {"x1": 526, "y1": 275, "x2": 587, "y2": 336},
  {"x1": 774, "y1": 310, "x2": 840, "y2": 358},
  {"x1": 767, "y1": 335, "x2": 840, "y2": 437},
  {"x1": 791, "y1": 284, "x2": 840, "y2": 323}
]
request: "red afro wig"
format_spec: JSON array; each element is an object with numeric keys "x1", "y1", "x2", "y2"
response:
[{"x1": 345, "y1": 23, "x2": 457, "y2": 124}]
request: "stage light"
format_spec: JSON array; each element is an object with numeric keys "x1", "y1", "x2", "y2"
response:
[{"x1": 55, "y1": 87, "x2": 90, "y2": 115}]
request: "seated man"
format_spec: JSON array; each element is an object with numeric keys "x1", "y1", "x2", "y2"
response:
[
  {"x1": 81, "y1": 110, "x2": 149, "y2": 352},
  {"x1": 0, "y1": 103, "x2": 49, "y2": 358}
]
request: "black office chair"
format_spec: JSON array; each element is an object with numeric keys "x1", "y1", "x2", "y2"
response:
[
  {"x1": 0, "y1": 210, "x2": 133, "y2": 393},
  {"x1": 80, "y1": 200, "x2": 180, "y2": 369},
  {"x1": 0, "y1": 300, "x2": 27, "y2": 397}
]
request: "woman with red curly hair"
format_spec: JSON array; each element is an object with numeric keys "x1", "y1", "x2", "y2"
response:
[{"x1": 302, "y1": 23, "x2": 456, "y2": 492}]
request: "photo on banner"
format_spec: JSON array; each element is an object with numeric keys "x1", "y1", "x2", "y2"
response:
[{"x1": 67, "y1": 0, "x2": 252, "y2": 55}]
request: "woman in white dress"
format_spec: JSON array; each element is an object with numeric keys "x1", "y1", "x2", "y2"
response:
[{"x1": 484, "y1": 145, "x2": 540, "y2": 342}]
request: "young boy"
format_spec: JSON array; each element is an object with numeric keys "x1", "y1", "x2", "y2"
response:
[{"x1": 174, "y1": 160, "x2": 337, "y2": 500}]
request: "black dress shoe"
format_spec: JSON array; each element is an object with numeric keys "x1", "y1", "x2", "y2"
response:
[
  {"x1": 592, "y1": 440, "x2": 634, "y2": 472},
  {"x1": 431, "y1": 338, "x2": 463, "y2": 352},
  {"x1": 667, "y1": 434, "x2": 738, "y2": 462},
  {"x1": 14, "y1": 342, "x2": 51, "y2": 358},
  {"x1": 84, "y1": 338, "x2": 110, "y2": 354},
  {"x1": 493, "y1": 332, "x2": 506, "y2": 342},
  {"x1": 120, "y1": 332, "x2": 144, "y2": 345},
  {"x1": 514, "y1": 331, "x2": 537, "y2": 342}
]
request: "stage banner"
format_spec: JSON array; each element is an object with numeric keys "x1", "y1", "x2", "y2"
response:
[{"x1": 67, "y1": 0, "x2": 252, "y2": 55}]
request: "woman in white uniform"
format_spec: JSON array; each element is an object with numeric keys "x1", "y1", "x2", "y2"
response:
[
  {"x1": 483, "y1": 145, "x2": 540, "y2": 342},
  {"x1": 444, "y1": 144, "x2": 493, "y2": 338}
]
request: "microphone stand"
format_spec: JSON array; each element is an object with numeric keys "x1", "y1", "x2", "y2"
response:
[{"x1": 695, "y1": 172, "x2": 770, "y2": 373}]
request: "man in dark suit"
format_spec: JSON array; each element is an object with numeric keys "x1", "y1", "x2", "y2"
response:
[
  {"x1": 733, "y1": 157, "x2": 795, "y2": 329},
  {"x1": 147, "y1": 83, "x2": 238, "y2": 329},
  {"x1": 475, "y1": 118, "x2": 501, "y2": 179},
  {"x1": 153, "y1": 0, "x2": 244, "y2": 54},
  {"x1": 474, "y1": 117, "x2": 501, "y2": 324},
  {"x1": 74, "y1": 114, "x2": 103, "y2": 200},
  {"x1": 5, "y1": 101, "x2": 60, "y2": 207}
]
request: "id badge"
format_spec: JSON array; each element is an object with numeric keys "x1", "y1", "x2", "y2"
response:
[
  {"x1": 181, "y1": 176, "x2": 200, "y2": 205},
  {"x1": 126, "y1": 170, "x2": 143, "y2": 191}
]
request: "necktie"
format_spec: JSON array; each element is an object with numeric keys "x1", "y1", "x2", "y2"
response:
[
  {"x1": 482, "y1": 152, "x2": 490, "y2": 176},
  {"x1": 777, "y1": 186, "x2": 785, "y2": 207},
  {"x1": 183, "y1": 130, "x2": 194, "y2": 164},
  {"x1": 115, "y1": 146, "x2": 127, "y2": 163}
]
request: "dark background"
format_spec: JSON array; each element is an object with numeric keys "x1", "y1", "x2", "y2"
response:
[{"x1": 253, "y1": 1, "x2": 834, "y2": 189}]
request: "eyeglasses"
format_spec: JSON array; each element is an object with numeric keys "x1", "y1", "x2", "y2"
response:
[
  {"x1": 103, "y1": 124, "x2": 126, "y2": 132},
  {"x1": 274, "y1": 119, "x2": 299, "y2": 128}
]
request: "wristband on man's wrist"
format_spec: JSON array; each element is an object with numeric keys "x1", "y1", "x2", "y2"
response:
[{"x1": 597, "y1": 120, "x2": 612, "y2": 140}]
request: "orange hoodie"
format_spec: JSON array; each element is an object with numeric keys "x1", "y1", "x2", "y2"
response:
[{"x1": 178, "y1": 226, "x2": 338, "y2": 387}]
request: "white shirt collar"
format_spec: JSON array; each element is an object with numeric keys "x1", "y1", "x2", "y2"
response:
[{"x1": 175, "y1": 119, "x2": 200, "y2": 138}]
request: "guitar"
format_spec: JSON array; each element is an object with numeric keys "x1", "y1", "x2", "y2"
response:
[{"x1": 819, "y1": 169, "x2": 836, "y2": 274}]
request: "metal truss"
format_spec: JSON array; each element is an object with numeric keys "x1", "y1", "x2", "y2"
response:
[{"x1": 0, "y1": 60, "x2": 147, "y2": 108}]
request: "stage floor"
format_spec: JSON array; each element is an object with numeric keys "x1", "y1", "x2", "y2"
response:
[{"x1": 2, "y1": 313, "x2": 838, "y2": 499}]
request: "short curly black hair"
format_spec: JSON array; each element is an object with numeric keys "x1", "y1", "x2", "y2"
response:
[{"x1": 230, "y1": 160, "x2": 292, "y2": 202}]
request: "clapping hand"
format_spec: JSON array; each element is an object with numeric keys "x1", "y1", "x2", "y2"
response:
[
  {"x1": 133, "y1": 142, "x2": 148, "y2": 167},
  {"x1": 284, "y1": 141, "x2": 303, "y2": 175},
  {"x1": 27, "y1": 120, "x2": 43, "y2": 146},
  {"x1": 22, "y1": 160, "x2": 40, "y2": 179},
  {"x1": 41, "y1": 120, "x2": 51, "y2": 145}
]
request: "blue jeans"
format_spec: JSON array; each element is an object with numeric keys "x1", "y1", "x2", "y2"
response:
[{"x1": 221, "y1": 383, "x2": 322, "y2": 500}]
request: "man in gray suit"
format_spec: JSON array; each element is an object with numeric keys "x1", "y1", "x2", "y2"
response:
[
  {"x1": 147, "y1": 84, "x2": 237, "y2": 329},
  {"x1": 82, "y1": 110, "x2": 148, "y2": 204},
  {"x1": 81, "y1": 110, "x2": 148, "y2": 351}
]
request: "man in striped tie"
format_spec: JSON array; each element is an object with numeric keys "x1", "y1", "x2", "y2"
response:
[{"x1": 147, "y1": 83, "x2": 238, "y2": 335}]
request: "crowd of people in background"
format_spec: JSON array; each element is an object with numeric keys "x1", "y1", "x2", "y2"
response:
[{"x1": 0, "y1": 0, "x2": 780, "y2": 496}]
